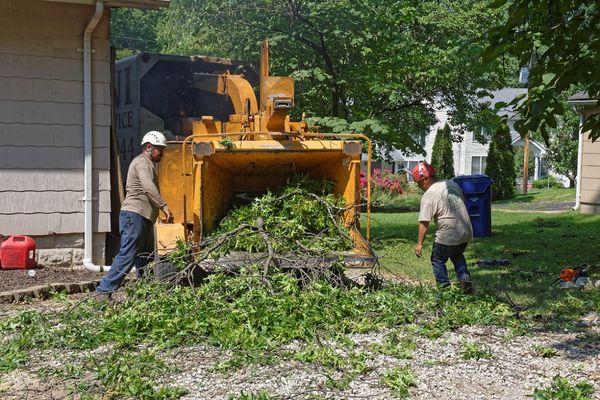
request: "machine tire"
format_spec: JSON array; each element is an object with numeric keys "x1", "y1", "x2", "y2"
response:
[
  {"x1": 152, "y1": 259, "x2": 179, "y2": 282},
  {"x1": 151, "y1": 259, "x2": 208, "y2": 286}
]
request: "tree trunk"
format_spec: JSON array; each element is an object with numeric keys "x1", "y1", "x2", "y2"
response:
[
  {"x1": 331, "y1": 84, "x2": 340, "y2": 117},
  {"x1": 330, "y1": 83, "x2": 346, "y2": 118}
]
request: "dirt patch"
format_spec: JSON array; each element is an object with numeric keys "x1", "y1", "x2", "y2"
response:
[{"x1": 0, "y1": 268, "x2": 104, "y2": 292}]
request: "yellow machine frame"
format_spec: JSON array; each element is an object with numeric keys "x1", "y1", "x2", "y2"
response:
[{"x1": 154, "y1": 41, "x2": 372, "y2": 256}]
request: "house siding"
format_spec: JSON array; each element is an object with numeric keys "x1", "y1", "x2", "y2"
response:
[
  {"x1": 0, "y1": 0, "x2": 112, "y2": 265},
  {"x1": 388, "y1": 101, "x2": 566, "y2": 185},
  {"x1": 391, "y1": 107, "x2": 495, "y2": 178},
  {"x1": 580, "y1": 130, "x2": 600, "y2": 213}
]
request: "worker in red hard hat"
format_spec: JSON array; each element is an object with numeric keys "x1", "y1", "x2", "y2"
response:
[{"x1": 412, "y1": 161, "x2": 474, "y2": 293}]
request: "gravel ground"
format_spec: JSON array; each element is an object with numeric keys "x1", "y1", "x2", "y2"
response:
[
  {"x1": 0, "y1": 267, "x2": 104, "y2": 292},
  {"x1": 1, "y1": 297, "x2": 598, "y2": 400},
  {"x1": 152, "y1": 323, "x2": 600, "y2": 400},
  {"x1": 1, "y1": 321, "x2": 599, "y2": 399}
]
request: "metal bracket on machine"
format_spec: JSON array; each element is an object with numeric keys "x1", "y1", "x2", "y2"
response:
[
  {"x1": 342, "y1": 141, "x2": 362, "y2": 156},
  {"x1": 193, "y1": 141, "x2": 215, "y2": 160}
]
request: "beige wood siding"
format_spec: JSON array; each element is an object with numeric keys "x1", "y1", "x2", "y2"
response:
[
  {"x1": 0, "y1": 124, "x2": 110, "y2": 148},
  {"x1": 581, "y1": 130, "x2": 600, "y2": 211},
  {"x1": 0, "y1": 0, "x2": 111, "y2": 236},
  {"x1": 0, "y1": 169, "x2": 111, "y2": 191},
  {"x1": 0, "y1": 191, "x2": 111, "y2": 214},
  {"x1": 0, "y1": 213, "x2": 111, "y2": 236},
  {"x1": 0, "y1": 78, "x2": 110, "y2": 104}
]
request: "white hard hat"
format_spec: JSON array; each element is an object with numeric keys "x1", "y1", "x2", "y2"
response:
[{"x1": 141, "y1": 131, "x2": 167, "y2": 147}]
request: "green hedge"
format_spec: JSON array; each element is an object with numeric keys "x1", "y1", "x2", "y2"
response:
[{"x1": 532, "y1": 176, "x2": 564, "y2": 189}]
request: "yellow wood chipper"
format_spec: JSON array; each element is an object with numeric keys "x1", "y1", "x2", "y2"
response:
[{"x1": 150, "y1": 41, "x2": 372, "y2": 259}]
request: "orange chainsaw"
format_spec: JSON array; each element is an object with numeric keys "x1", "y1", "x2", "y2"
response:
[{"x1": 557, "y1": 265, "x2": 589, "y2": 287}]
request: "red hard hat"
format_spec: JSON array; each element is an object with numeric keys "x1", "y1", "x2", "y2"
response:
[{"x1": 411, "y1": 161, "x2": 436, "y2": 182}]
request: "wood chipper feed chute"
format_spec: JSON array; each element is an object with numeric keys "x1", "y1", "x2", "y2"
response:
[{"x1": 157, "y1": 133, "x2": 372, "y2": 255}]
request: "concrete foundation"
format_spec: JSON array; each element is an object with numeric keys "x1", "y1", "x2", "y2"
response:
[
  {"x1": 32, "y1": 233, "x2": 106, "y2": 268},
  {"x1": 581, "y1": 203, "x2": 600, "y2": 214}
]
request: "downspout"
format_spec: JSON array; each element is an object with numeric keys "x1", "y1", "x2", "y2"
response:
[
  {"x1": 573, "y1": 111, "x2": 585, "y2": 211},
  {"x1": 83, "y1": 1, "x2": 110, "y2": 272}
]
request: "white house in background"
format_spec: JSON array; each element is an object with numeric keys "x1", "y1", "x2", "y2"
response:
[{"x1": 372, "y1": 88, "x2": 568, "y2": 186}]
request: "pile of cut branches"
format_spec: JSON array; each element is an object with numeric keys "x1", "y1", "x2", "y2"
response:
[
  {"x1": 213, "y1": 175, "x2": 354, "y2": 254},
  {"x1": 153, "y1": 176, "x2": 371, "y2": 288}
]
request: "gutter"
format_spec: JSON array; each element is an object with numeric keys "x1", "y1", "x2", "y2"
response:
[
  {"x1": 83, "y1": 1, "x2": 110, "y2": 272},
  {"x1": 573, "y1": 112, "x2": 585, "y2": 211}
]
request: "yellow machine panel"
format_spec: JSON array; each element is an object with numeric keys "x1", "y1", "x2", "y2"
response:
[{"x1": 154, "y1": 223, "x2": 186, "y2": 256}]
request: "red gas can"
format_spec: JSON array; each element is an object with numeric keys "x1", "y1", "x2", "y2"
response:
[{"x1": 0, "y1": 235, "x2": 37, "y2": 270}]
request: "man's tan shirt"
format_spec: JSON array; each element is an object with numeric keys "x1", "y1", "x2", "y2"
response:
[
  {"x1": 121, "y1": 154, "x2": 168, "y2": 222},
  {"x1": 418, "y1": 180, "x2": 473, "y2": 245}
]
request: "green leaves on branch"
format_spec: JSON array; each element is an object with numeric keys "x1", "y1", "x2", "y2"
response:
[
  {"x1": 112, "y1": 0, "x2": 511, "y2": 151},
  {"x1": 485, "y1": 0, "x2": 600, "y2": 141},
  {"x1": 532, "y1": 375, "x2": 594, "y2": 400},
  {"x1": 307, "y1": 117, "x2": 389, "y2": 136},
  {"x1": 212, "y1": 176, "x2": 353, "y2": 254}
]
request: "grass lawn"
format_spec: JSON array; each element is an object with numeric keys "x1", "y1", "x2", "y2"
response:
[
  {"x1": 493, "y1": 188, "x2": 576, "y2": 209},
  {"x1": 371, "y1": 188, "x2": 422, "y2": 212},
  {"x1": 371, "y1": 187, "x2": 576, "y2": 213},
  {"x1": 367, "y1": 209, "x2": 600, "y2": 315}
]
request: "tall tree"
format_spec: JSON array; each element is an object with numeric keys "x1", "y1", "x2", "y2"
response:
[
  {"x1": 484, "y1": 0, "x2": 600, "y2": 142},
  {"x1": 485, "y1": 124, "x2": 516, "y2": 200},
  {"x1": 113, "y1": 0, "x2": 509, "y2": 153},
  {"x1": 110, "y1": 8, "x2": 163, "y2": 57},
  {"x1": 431, "y1": 123, "x2": 455, "y2": 179},
  {"x1": 546, "y1": 111, "x2": 579, "y2": 188}
]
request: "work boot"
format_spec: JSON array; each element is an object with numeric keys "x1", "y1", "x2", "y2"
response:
[{"x1": 459, "y1": 280, "x2": 474, "y2": 294}]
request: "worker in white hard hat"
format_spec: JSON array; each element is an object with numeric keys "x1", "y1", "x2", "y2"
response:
[{"x1": 95, "y1": 131, "x2": 172, "y2": 298}]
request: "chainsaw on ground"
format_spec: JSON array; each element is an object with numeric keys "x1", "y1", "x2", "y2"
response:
[{"x1": 556, "y1": 264, "x2": 590, "y2": 288}]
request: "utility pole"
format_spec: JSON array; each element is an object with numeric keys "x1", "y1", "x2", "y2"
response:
[{"x1": 522, "y1": 134, "x2": 530, "y2": 194}]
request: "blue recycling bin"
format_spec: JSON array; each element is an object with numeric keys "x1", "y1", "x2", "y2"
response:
[{"x1": 452, "y1": 174, "x2": 493, "y2": 238}]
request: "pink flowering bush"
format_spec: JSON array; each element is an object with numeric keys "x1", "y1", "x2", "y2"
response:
[{"x1": 361, "y1": 168, "x2": 406, "y2": 195}]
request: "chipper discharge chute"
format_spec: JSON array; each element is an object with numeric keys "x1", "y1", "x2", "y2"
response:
[{"x1": 154, "y1": 41, "x2": 372, "y2": 260}]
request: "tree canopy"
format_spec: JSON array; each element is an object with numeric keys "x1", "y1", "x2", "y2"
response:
[
  {"x1": 112, "y1": 0, "x2": 511, "y2": 153},
  {"x1": 545, "y1": 94, "x2": 580, "y2": 187},
  {"x1": 484, "y1": 0, "x2": 600, "y2": 142}
]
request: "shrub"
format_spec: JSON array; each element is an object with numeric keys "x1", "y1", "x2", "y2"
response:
[
  {"x1": 532, "y1": 176, "x2": 564, "y2": 189},
  {"x1": 368, "y1": 168, "x2": 407, "y2": 195},
  {"x1": 485, "y1": 124, "x2": 516, "y2": 200},
  {"x1": 431, "y1": 123, "x2": 455, "y2": 179}
]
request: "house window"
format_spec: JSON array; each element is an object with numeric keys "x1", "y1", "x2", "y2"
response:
[{"x1": 471, "y1": 156, "x2": 487, "y2": 174}]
